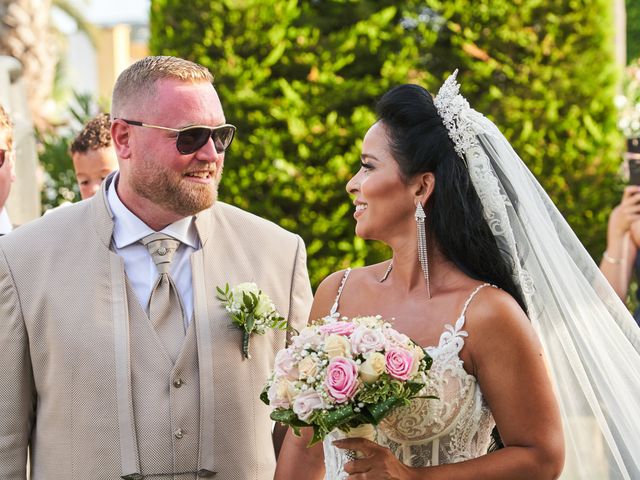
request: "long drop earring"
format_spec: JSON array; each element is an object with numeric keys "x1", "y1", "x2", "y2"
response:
[{"x1": 415, "y1": 202, "x2": 431, "y2": 299}]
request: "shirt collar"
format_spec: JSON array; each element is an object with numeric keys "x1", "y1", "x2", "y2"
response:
[{"x1": 107, "y1": 174, "x2": 199, "y2": 249}]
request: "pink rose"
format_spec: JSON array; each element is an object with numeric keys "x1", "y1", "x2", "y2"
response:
[
  {"x1": 325, "y1": 357, "x2": 360, "y2": 403},
  {"x1": 274, "y1": 348, "x2": 298, "y2": 380},
  {"x1": 319, "y1": 321, "x2": 356, "y2": 336},
  {"x1": 385, "y1": 348, "x2": 415, "y2": 381},
  {"x1": 292, "y1": 390, "x2": 325, "y2": 422},
  {"x1": 350, "y1": 327, "x2": 386, "y2": 355}
]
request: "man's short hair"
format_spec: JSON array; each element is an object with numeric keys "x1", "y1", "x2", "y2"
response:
[
  {"x1": 0, "y1": 105, "x2": 13, "y2": 148},
  {"x1": 70, "y1": 113, "x2": 112, "y2": 154},
  {"x1": 111, "y1": 56, "x2": 214, "y2": 118}
]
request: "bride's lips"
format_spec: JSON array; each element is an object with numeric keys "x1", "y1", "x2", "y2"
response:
[{"x1": 353, "y1": 202, "x2": 368, "y2": 219}]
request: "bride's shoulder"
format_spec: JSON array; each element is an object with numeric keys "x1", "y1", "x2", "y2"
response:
[
  {"x1": 464, "y1": 286, "x2": 536, "y2": 346},
  {"x1": 310, "y1": 264, "x2": 389, "y2": 319}
]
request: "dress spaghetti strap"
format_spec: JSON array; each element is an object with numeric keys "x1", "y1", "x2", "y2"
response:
[
  {"x1": 327, "y1": 268, "x2": 352, "y2": 318},
  {"x1": 459, "y1": 283, "x2": 492, "y2": 320}
]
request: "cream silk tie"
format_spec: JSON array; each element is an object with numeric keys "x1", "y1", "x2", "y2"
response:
[{"x1": 141, "y1": 232, "x2": 186, "y2": 362}]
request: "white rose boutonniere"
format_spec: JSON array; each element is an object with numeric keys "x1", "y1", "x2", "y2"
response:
[{"x1": 216, "y1": 282, "x2": 287, "y2": 359}]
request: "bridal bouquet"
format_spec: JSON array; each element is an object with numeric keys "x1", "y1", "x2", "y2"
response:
[{"x1": 261, "y1": 315, "x2": 432, "y2": 445}]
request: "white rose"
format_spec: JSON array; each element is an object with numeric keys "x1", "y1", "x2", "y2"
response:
[
  {"x1": 324, "y1": 334, "x2": 351, "y2": 359},
  {"x1": 351, "y1": 327, "x2": 386, "y2": 355},
  {"x1": 292, "y1": 390, "x2": 325, "y2": 422},
  {"x1": 359, "y1": 352, "x2": 386, "y2": 383},
  {"x1": 298, "y1": 356, "x2": 319, "y2": 379},
  {"x1": 292, "y1": 326, "x2": 323, "y2": 349},
  {"x1": 231, "y1": 282, "x2": 260, "y2": 298},
  {"x1": 385, "y1": 328, "x2": 411, "y2": 348},
  {"x1": 254, "y1": 292, "x2": 275, "y2": 317}
]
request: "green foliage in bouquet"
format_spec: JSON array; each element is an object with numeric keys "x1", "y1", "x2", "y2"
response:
[
  {"x1": 262, "y1": 373, "x2": 428, "y2": 446},
  {"x1": 151, "y1": 0, "x2": 621, "y2": 285}
]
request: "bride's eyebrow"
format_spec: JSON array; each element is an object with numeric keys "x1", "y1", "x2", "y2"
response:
[{"x1": 361, "y1": 153, "x2": 380, "y2": 162}]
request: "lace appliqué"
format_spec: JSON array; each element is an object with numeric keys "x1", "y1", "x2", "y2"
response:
[{"x1": 376, "y1": 302, "x2": 495, "y2": 467}]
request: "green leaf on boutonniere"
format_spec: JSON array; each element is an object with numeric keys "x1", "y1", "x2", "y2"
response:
[{"x1": 217, "y1": 282, "x2": 287, "y2": 360}]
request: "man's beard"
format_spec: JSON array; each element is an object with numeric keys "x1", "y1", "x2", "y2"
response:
[{"x1": 130, "y1": 162, "x2": 220, "y2": 217}]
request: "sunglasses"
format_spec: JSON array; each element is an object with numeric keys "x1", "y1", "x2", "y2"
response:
[
  {"x1": 118, "y1": 119, "x2": 236, "y2": 155},
  {"x1": 0, "y1": 148, "x2": 11, "y2": 168}
]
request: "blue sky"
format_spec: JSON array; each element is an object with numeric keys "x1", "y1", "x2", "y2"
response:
[{"x1": 55, "y1": 0, "x2": 150, "y2": 31}]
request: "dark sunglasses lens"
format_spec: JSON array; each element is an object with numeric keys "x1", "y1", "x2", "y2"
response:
[
  {"x1": 176, "y1": 128, "x2": 211, "y2": 154},
  {"x1": 212, "y1": 126, "x2": 235, "y2": 153}
]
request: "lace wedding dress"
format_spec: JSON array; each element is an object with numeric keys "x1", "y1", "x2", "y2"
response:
[{"x1": 322, "y1": 270, "x2": 495, "y2": 479}]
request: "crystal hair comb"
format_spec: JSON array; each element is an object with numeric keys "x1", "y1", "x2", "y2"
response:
[{"x1": 434, "y1": 69, "x2": 479, "y2": 158}]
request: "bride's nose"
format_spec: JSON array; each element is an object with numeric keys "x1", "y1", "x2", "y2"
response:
[{"x1": 346, "y1": 173, "x2": 360, "y2": 194}]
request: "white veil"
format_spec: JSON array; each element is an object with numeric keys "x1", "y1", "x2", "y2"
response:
[{"x1": 435, "y1": 71, "x2": 640, "y2": 479}]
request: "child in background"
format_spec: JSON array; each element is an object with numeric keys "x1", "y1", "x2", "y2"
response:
[{"x1": 70, "y1": 113, "x2": 118, "y2": 199}]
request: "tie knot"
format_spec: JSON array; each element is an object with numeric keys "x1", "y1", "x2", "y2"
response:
[{"x1": 141, "y1": 233, "x2": 181, "y2": 275}]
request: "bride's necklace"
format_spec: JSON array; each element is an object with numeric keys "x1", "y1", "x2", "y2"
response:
[{"x1": 379, "y1": 260, "x2": 393, "y2": 283}]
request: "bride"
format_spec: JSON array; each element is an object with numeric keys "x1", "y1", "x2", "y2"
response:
[{"x1": 275, "y1": 72, "x2": 640, "y2": 479}]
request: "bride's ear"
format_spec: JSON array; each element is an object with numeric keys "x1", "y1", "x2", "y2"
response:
[{"x1": 413, "y1": 172, "x2": 435, "y2": 206}]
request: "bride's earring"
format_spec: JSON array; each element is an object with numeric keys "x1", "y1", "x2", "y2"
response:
[{"x1": 415, "y1": 202, "x2": 431, "y2": 299}]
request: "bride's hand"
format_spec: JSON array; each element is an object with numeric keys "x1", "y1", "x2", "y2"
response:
[{"x1": 333, "y1": 438, "x2": 416, "y2": 480}]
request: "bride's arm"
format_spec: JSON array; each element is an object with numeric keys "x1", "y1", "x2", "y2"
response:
[
  {"x1": 275, "y1": 427, "x2": 325, "y2": 480},
  {"x1": 274, "y1": 270, "x2": 349, "y2": 480},
  {"x1": 334, "y1": 287, "x2": 565, "y2": 480}
]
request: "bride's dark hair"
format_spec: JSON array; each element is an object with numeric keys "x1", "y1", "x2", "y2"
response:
[
  {"x1": 376, "y1": 83, "x2": 526, "y2": 312},
  {"x1": 376, "y1": 83, "x2": 526, "y2": 451}
]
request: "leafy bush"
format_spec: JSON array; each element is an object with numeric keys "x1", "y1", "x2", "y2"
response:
[{"x1": 150, "y1": 0, "x2": 622, "y2": 288}]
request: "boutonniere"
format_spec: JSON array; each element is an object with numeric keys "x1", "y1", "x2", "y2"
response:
[{"x1": 216, "y1": 282, "x2": 287, "y2": 359}]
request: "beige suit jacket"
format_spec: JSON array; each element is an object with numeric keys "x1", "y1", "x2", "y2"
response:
[{"x1": 0, "y1": 177, "x2": 312, "y2": 479}]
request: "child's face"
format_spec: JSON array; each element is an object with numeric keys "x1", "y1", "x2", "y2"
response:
[{"x1": 72, "y1": 146, "x2": 119, "y2": 200}]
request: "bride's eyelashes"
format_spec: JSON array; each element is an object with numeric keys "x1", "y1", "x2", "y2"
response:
[{"x1": 360, "y1": 161, "x2": 374, "y2": 170}]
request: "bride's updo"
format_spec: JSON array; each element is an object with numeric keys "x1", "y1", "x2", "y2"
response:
[{"x1": 375, "y1": 83, "x2": 527, "y2": 313}]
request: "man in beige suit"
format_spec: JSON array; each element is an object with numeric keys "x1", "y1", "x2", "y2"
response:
[{"x1": 0, "y1": 56, "x2": 312, "y2": 479}]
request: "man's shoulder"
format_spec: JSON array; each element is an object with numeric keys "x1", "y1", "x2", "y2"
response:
[
  {"x1": 0, "y1": 200, "x2": 93, "y2": 251},
  {"x1": 214, "y1": 202, "x2": 299, "y2": 241}
]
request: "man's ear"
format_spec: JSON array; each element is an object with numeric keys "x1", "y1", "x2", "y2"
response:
[
  {"x1": 413, "y1": 172, "x2": 435, "y2": 206},
  {"x1": 111, "y1": 119, "x2": 132, "y2": 160}
]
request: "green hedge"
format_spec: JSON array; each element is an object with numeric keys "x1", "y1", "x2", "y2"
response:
[{"x1": 150, "y1": 0, "x2": 622, "y2": 288}]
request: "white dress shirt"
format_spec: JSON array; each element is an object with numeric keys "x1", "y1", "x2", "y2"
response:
[
  {"x1": 107, "y1": 178, "x2": 200, "y2": 327},
  {"x1": 0, "y1": 208, "x2": 12, "y2": 235}
]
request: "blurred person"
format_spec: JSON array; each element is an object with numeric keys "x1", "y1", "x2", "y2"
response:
[
  {"x1": 0, "y1": 104, "x2": 16, "y2": 235},
  {"x1": 70, "y1": 112, "x2": 119, "y2": 199},
  {"x1": 600, "y1": 189, "x2": 640, "y2": 327},
  {"x1": 0, "y1": 56, "x2": 312, "y2": 479}
]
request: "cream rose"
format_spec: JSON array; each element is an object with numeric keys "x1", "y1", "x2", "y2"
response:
[
  {"x1": 359, "y1": 352, "x2": 386, "y2": 383},
  {"x1": 324, "y1": 334, "x2": 351, "y2": 358},
  {"x1": 298, "y1": 356, "x2": 319, "y2": 379},
  {"x1": 268, "y1": 376, "x2": 293, "y2": 408}
]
